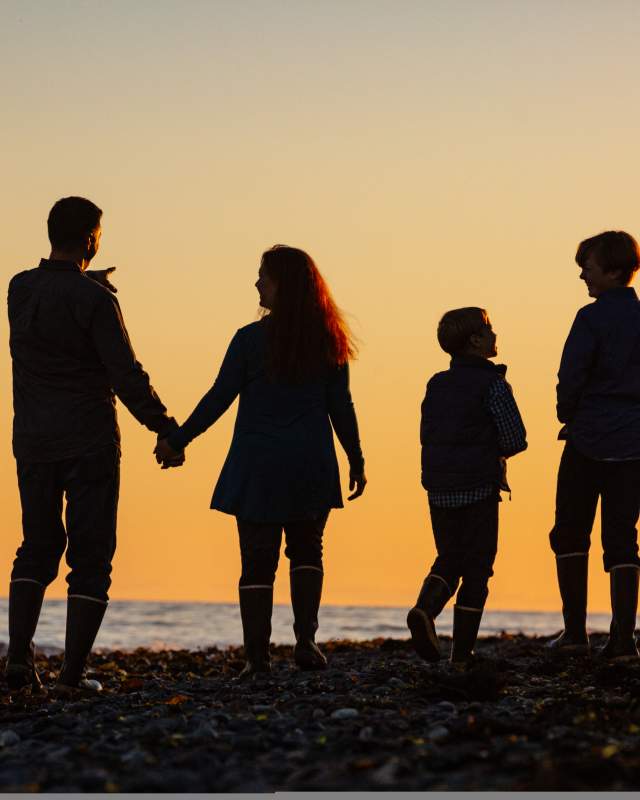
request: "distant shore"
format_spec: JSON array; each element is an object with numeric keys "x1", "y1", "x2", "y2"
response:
[{"x1": 1, "y1": 633, "x2": 640, "y2": 791}]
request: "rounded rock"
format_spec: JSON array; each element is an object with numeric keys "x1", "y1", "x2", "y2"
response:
[
  {"x1": 0, "y1": 730, "x2": 20, "y2": 747},
  {"x1": 330, "y1": 707, "x2": 359, "y2": 720}
]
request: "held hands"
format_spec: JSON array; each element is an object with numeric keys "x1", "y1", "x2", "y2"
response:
[
  {"x1": 348, "y1": 469, "x2": 367, "y2": 501},
  {"x1": 154, "y1": 437, "x2": 185, "y2": 470},
  {"x1": 86, "y1": 267, "x2": 118, "y2": 292}
]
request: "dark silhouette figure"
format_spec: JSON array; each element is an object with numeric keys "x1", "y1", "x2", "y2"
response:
[
  {"x1": 408, "y1": 308, "x2": 527, "y2": 664},
  {"x1": 155, "y1": 245, "x2": 366, "y2": 678},
  {"x1": 6, "y1": 197, "x2": 182, "y2": 695},
  {"x1": 549, "y1": 231, "x2": 640, "y2": 659}
]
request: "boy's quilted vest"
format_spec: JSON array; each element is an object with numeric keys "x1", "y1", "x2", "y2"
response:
[{"x1": 421, "y1": 357, "x2": 503, "y2": 491}]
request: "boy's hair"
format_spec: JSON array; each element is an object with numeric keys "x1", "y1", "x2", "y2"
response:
[
  {"x1": 47, "y1": 196, "x2": 102, "y2": 248},
  {"x1": 576, "y1": 231, "x2": 640, "y2": 284},
  {"x1": 437, "y1": 307, "x2": 489, "y2": 356}
]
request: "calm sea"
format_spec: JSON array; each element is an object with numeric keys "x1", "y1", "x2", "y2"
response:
[{"x1": 0, "y1": 599, "x2": 613, "y2": 653}]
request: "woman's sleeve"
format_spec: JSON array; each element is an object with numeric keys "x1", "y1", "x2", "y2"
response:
[
  {"x1": 327, "y1": 362, "x2": 365, "y2": 473},
  {"x1": 166, "y1": 330, "x2": 246, "y2": 451}
]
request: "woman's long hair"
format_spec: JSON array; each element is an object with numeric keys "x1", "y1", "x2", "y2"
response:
[{"x1": 261, "y1": 245, "x2": 356, "y2": 382}]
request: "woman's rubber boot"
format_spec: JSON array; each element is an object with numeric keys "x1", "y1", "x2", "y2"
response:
[
  {"x1": 290, "y1": 567, "x2": 327, "y2": 670},
  {"x1": 237, "y1": 586, "x2": 273, "y2": 680},
  {"x1": 546, "y1": 554, "x2": 590, "y2": 653},
  {"x1": 599, "y1": 566, "x2": 640, "y2": 661},
  {"x1": 54, "y1": 596, "x2": 107, "y2": 696},
  {"x1": 406, "y1": 574, "x2": 450, "y2": 662},
  {"x1": 450, "y1": 605, "x2": 483, "y2": 664},
  {"x1": 4, "y1": 580, "x2": 46, "y2": 692}
]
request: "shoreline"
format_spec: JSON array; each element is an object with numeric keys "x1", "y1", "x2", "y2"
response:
[{"x1": 2, "y1": 633, "x2": 640, "y2": 791}]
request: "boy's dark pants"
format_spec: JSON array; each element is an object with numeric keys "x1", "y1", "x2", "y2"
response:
[
  {"x1": 428, "y1": 495, "x2": 499, "y2": 609},
  {"x1": 550, "y1": 442, "x2": 640, "y2": 570},
  {"x1": 12, "y1": 446, "x2": 120, "y2": 601}
]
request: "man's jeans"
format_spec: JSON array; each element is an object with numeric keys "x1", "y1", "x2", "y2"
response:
[
  {"x1": 12, "y1": 446, "x2": 120, "y2": 602},
  {"x1": 550, "y1": 441, "x2": 640, "y2": 571}
]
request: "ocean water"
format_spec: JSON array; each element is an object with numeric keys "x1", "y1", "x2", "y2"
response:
[{"x1": 0, "y1": 599, "x2": 614, "y2": 653}]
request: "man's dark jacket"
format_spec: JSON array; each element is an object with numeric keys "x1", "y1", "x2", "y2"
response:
[
  {"x1": 421, "y1": 356, "x2": 505, "y2": 491},
  {"x1": 8, "y1": 259, "x2": 175, "y2": 462}
]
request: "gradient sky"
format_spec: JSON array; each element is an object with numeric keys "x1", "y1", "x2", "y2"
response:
[{"x1": 2, "y1": 0, "x2": 640, "y2": 611}]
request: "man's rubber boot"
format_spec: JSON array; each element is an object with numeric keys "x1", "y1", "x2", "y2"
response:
[
  {"x1": 237, "y1": 586, "x2": 273, "y2": 680},
  {"x1": 450, "y1": 605, "x2": 483, "y2": 664},
  {"x1": 4, "y1": 580, "x2": 45, "y2": 692},
  {"x1": 546, "y1": 554, "x2": 590, "y2": 653},
  {"x1": 406, "y1": 574, "x2": 451, "y2": 662},
  {"x1": 291, "y1": 567, "x2": 327, "y2": 670},
  {"x1": 599, "y1": 566, "x2": 640, "y2": 661},
  {"x1": 54, "y1": 596, "x2": 107, "y2": 695}
]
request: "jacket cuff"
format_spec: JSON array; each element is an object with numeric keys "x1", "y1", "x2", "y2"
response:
[{"x1": 157, "y1": 417, "x2": 179, "y2": 440}]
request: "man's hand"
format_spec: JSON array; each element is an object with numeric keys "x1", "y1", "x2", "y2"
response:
[
  {"x1": 154, "y1": 437, "x2": 185, "y2": 469},
  {"x1": 86, "y1": 267, "x2": 118, "y2": 293},
  {"x1": 348, "y1": 469, "x2": 367, "y2": 501}
]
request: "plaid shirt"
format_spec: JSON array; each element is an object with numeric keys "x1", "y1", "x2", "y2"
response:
[{"x1": 428, "y1": 376, "x2": 527, "y2": 508}]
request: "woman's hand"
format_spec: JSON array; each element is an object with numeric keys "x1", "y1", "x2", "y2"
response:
[
  {"x1": 348, "y1": 469, "x2": 367, "y2": 500},
  {"x1": 154, "y1": 438, "x2": 185, "y2": 469}
]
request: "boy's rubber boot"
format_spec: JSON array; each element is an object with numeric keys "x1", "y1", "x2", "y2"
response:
[
  {"x1": 406, "y1": 575, "x2": 451, "y2": 662},
  {"x1": 237, "y1": 586, "x2": 273, "y2": 680},
  {"x1": 450, "y1": 605, "x2": 483, "y2": 664},
  {"x1": 546, "y1": 554, "x2": 590, "y2": 653},
  {"x1": 599, "y1": 566, "x2": 640, "y2": 661},
  {"x1": 4, "y1": 580, "x2": 45, "y2": 692},
  {"x1": 291, "y1": 568, "x2": 327, "y2": 670},
  {"x1": 54, "y1": 596, "x2": 107, "y2": 696}
]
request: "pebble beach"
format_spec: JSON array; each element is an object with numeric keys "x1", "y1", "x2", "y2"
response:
[{"x1": 2, "y1": 633, "x2": 640, "y2": 792}]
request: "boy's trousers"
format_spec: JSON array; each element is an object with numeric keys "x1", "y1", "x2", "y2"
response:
[
  {"x1": 550, "y1": 441, "x2": 640, "y2": 571},
  {"x1": 428, "y1": 494, "x2": 499, "y2": 608}
]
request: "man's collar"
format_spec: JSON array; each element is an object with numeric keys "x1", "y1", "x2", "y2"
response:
[
  {"x1": 596, "y1": 286, "x2": 638, "y2": 302},
  {"x1": 39, "y1": 258, "x2": 82, "y2": 273},
  {"x1": 450, "y1": 354, "x2": 507, "y2": 376}
]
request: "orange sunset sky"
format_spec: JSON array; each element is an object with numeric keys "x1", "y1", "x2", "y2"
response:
[{"x1": 2, "y1": 0, "x2": 640, "y2": 612}]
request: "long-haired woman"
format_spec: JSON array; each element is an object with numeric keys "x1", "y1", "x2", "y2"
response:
[{"x1": 155, "y1": 245, "x2": 366, "y2": 677}]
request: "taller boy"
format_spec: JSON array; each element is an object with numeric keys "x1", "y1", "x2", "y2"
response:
[
  {"x1": 6, "y1": 197, "x2": 181, "y2": 693},
  {"x1": 550, "y1": 231, "x2": 640, "y2": 659}
]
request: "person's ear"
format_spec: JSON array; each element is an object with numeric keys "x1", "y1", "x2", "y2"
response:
[{"x1": 612, "y1": 269, "x2": 625, "y2": 285}]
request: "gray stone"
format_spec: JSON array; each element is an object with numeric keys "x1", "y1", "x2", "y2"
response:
[
  {"x1": 428, "y1": 725, "x2": 449, "y2": 743},
  {"x1": 0, "y1": 730, "x2": 20, "y2": 747},
  {"x1": 358, "y1": 726, "x2": 374, "y2": 741},
  {"x1": 330, "y1": 707, "x2": 359, "y2": 720}
]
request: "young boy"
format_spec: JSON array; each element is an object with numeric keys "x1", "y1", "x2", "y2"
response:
[
  {"x1": 407, "y1": 308, "x2": 527, "y2": 664},
  {"x1": 549, "y1": 231, "x2": 640, "y2": 659}
]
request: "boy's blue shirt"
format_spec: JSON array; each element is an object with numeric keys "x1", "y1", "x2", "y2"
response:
[{"x1": 557, "y1": 286, "x2": 640, "y2": 460}]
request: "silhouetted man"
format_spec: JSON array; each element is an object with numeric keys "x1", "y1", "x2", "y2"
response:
[{"x1": 6, "y1": 196, "x2": 182, "y2": 694}]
